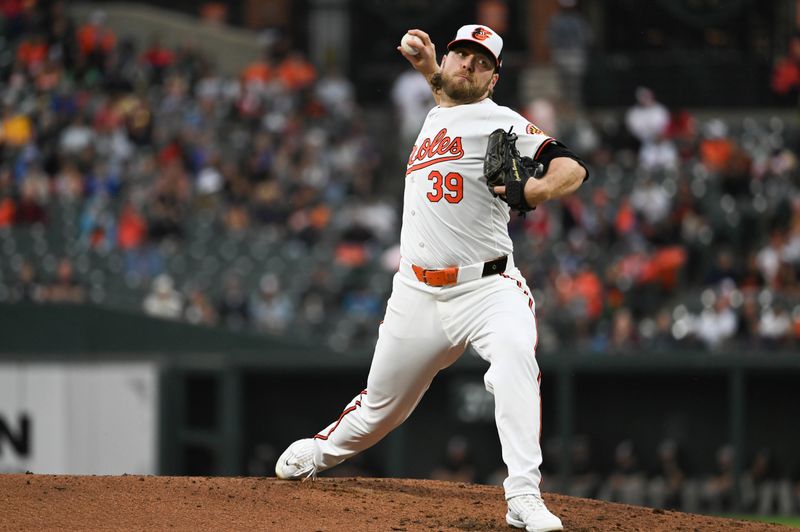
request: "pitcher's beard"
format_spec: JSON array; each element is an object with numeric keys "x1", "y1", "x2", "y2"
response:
[{"x1": 436, "y1": 72, "x2": 492, "y2": 103}]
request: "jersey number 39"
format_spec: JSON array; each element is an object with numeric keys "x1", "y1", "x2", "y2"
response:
[{"x1": 426, "y1": 171, "x2": 463, "y2": 204}]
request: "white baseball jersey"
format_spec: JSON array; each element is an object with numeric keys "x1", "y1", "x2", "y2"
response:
[
  {"x1": 401, "y1": 98, "x2": 551, "y2": 268},
  {"x1": 293, "y1": 98, "x2": 558, "y2": 503}
]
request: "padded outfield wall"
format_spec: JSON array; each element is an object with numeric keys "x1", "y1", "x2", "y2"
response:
[{"x1": 1, "y1": 304, "x2": 799, "y2": 498}]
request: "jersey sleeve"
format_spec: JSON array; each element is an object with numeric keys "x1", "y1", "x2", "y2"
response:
[{"x1": 490, "y1": 106, "x2": 553, "y2": 160}]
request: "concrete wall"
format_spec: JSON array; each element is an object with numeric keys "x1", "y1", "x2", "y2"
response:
[{"x1": 69, "y1": 2, "x2": 262, "y2": 76}]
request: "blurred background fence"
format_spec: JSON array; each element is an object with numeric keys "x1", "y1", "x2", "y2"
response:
[{"x1": 1, "y1": 0, "x2": 800, "y2": 519}]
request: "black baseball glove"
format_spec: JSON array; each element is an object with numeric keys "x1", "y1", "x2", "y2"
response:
[{"x1": 484, "y1": 127, "x2": 544, "y2": 214}]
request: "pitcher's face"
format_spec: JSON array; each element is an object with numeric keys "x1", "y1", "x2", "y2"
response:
[{"x1": 440, "y1": 44, "x2": 498, "y2": 104}]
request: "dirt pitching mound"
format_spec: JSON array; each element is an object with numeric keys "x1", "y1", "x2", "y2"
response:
[{"x1": 0, "y1": 474, "x2": 792, "y2": 531}]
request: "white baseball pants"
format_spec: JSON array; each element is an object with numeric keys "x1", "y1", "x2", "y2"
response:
[{"x1": 311, "y1": 260, "x2": 544, "y2": 499}]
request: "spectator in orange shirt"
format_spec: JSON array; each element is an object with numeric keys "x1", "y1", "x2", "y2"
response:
[
  {"x1": 572, "y1": 263, "x2": 604, "y2": 321},
  {"x1": 276, "y1": 51, "x2": 317, "y2": 91},
  {"x1": 76, "y1": 10, "x2": 116, "y2": 68},
  {"x1": 614, "y1": 196, "x2": 637, "y2": 237},
  {"x1": 553, "y1": 262, "x2": 603, "y2": 344},
  {"x1": 117, "y1": 200, "x2": 147, "y2": 250},
  {"x1": 699, "y1": 119, "x2": 733, "y2": 173},
  {"x1": 0, "y1": 196, "x2": 15, "y2": 227},
  {"x1": 771, "y1": 32, "x2": 800, "y2": 105},
  {"x1": 16, "y1": 33, "x2": 48, "y2": 73},
  {"x1": 241, "y1": 50, "x2": 275, "y2": 87}
]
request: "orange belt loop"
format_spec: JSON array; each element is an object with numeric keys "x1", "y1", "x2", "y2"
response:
[{"x1": 411, "y1": 264, "x2": 426, "y2": 283}]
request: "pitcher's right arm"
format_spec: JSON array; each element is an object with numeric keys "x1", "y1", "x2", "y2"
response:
[{"x1": 397, "y1": 29, "x2": 442, "y2": 106}]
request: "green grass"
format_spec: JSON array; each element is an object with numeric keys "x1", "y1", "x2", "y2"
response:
[{"x1": 726, "y1": 515, "x2": 800, "y2": 528}]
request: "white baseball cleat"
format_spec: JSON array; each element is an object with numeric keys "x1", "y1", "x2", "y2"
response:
[
  {"x1": 506, "y1": 494, "x2": 564, "y2": 532},
  {"x1": 275, "y1": 438, "x2": 318, "y2": 480}
]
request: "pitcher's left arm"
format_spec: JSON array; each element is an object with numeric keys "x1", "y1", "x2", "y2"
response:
[{"x1": 492, "y1": 141, "x2": 588, "y2": 208}]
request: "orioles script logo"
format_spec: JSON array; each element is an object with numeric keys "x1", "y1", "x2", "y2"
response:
[{"x1": 407, "y1": 128, "x2": 464, "y2": 175}]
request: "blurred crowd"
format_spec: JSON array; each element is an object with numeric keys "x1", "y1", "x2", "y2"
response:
[
  {"x1": 2, "y1": 2, "x2": 800, "y2": 355},
  {"x1": 511, "y1": 85, "x2": 800, "y2": 355},
  {"x1": 242, "y1": 428, "x2": 800, "y2": 516},
  {"x1": 249, "y1": 431, "x2": 800, "y2": 516},
  {"x1": 416, "y1": 435, "x2": 800, "y2": 516},
  {"x1": 0, "y1": 1, "x2": 394, "y2": 348}
]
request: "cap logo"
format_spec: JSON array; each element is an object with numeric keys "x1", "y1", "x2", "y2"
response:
[{"x1": 472, "y1": 27, "x2": 492, "y2": 41}]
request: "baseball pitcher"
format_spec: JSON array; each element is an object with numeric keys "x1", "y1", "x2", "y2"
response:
[{"x1": 276, "y1": 24, "x2": 588, "y2": 532}]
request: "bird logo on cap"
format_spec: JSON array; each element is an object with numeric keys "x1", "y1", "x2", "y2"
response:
[{"x1": 472, "y1": 27, "x2": 492, "y2": 41}]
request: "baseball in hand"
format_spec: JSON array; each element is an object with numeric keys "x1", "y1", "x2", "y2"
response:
[{"x1": 400, "y1": 33, "x2": 423, "y2": 55}]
